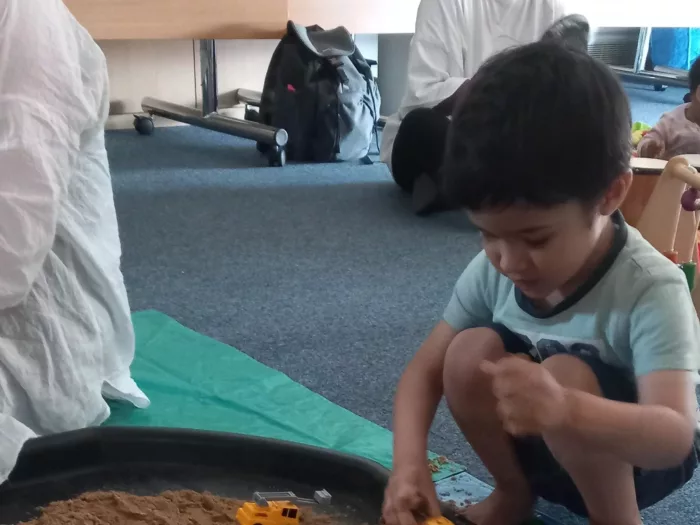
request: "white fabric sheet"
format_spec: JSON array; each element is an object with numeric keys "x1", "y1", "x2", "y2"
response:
[
  {"x1": 0, "y1": 0, "x2": 149, "y2": 483},
  {"x1": 380, "y1": 0, "x2": 568, "y2": 170}
]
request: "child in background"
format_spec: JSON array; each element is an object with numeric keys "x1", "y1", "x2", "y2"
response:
[
  {"x1": 638, "y1": 56, "x2": 700, "y2": 159},
  {"x1": 382, "y1": 42, "x2": 699, "y2": 525}
]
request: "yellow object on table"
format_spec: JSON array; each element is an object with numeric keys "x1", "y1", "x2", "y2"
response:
[
  {"x1": 632, "y1": 122, "x2": 652, "y2": 147},
  {"x1": 423, "y1": 518, "x2": 455, "y2": 525}
]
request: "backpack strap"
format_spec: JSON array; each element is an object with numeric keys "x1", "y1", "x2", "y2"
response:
[
  {"x1": 287, "y1": 22, "x2": 355, "y2": 58},
  {"x1": 327, "y1": 56, "x2": 350, "y2": 84}
]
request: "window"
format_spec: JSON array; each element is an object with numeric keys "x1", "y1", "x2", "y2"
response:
[
  {"x1": 282, "y1": 509, "x2": 289, "y2": 517},
  {"x1": 288, "y1": 509, "x2": 298, "y2": 519}
]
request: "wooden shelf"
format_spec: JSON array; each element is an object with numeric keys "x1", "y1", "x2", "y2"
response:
[{"x1": 64, "y1": 0, "x2": 288, "y2": 40}]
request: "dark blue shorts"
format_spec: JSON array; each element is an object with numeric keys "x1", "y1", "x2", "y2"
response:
[{"x1": 490, "y1": 323, "x2": 699, "y2": 517}]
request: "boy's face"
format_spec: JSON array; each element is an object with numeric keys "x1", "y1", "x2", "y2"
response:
[{"x1": 467, "y1": 177, "x2": 628, "y2": 301}]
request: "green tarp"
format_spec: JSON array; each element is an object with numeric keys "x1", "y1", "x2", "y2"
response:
[{"x1": 106, "y1": 311, "x2": 464, "y2": 481}]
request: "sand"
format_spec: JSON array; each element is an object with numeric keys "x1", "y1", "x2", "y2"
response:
[{"x1": 18, "y1": 490, "x2": 338, "y2": 525}]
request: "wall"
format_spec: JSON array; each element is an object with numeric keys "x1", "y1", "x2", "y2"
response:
[
  {"x1": 102, "y1": 35, "x2": 379, "y2": 129},
  {"x1": 377, "y1": 34, "x2": 411, "y2": 116}
]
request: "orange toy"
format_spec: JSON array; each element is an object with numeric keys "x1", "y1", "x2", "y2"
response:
[
  {"x1": 423, "y1": 518, "x2": 455, "y2": 525},
  {"x1": 236, "y1": 491, "x2": 331, "y2": 525}
]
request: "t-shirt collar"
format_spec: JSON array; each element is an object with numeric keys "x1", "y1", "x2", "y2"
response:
[{"x1": 515, "y1": 210, "x2": 628, "y2": 319}]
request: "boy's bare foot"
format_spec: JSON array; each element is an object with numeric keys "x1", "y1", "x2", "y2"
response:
[{"x1": 461, "y1": 486, "x2": 533, "y2": 525}]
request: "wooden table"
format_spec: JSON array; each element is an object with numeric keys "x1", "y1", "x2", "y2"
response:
[
  {"x1": 622, "y1": 157, "x2": 700, "y2": 227},
  {"x1": 621, "y1": 176, "x2": 658, "y2": 228},
  {"x1": 63, "y1": 0, "x2": 700, "y2": 42},
  {"x1": 63, "y1": 0, "x2": 286, "y2": 40},
  {"x1": 62, "y1": 0, "x2": 423, "y2": 40}
]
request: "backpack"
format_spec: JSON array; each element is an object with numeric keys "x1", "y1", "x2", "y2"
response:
[{"x1": 257, "y1": 21, "x2": 381, "y2": 163}]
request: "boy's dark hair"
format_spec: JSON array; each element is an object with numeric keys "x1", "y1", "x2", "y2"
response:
[
  {"x1": 687, "y1": 56, "x2": 700, "y2": 103},
  {"x1": 441, "y1": 41, "x2": 632, "y2": 211}
]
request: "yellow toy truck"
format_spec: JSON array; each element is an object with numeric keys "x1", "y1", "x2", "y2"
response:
[
  {"x1": 423, "y1": 518, "x2": 454, "y2": 525},
  {"x1": 236, "y1": 490, "x2": 332, "y2": 525}
]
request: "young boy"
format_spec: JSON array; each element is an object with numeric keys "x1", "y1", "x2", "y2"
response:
[
  {"x1": 638, "y1": 56, "x2": 700, "y2": 159},
  {"x1": 382, "y1": 42, "x2": 700, "y2": 525}
]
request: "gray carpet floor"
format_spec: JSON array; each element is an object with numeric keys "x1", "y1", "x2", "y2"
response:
[{"x1": 108, "y1": 84, "x2": 697, "y2": 524}]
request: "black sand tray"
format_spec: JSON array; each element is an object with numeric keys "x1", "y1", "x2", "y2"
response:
[{"x1": 0, "y1": 427, "x2": 391, "y2": 524}]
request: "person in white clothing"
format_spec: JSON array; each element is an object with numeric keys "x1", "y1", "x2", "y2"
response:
[
  {"x1": 380, "y1": 0, "x2": 587, "y2": 215},
  {"x1": 0, "y1": 0, "x2": 149, "y2": 483}
]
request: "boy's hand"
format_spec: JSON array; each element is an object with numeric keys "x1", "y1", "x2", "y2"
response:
[
  {"x1": 382, "y1": 463, "x2": 441, "y2": 525},
  {"x1": 481, "y1": 357, "x2": 569, "y2": 436},
  {"x1": 639, "y1": 139, "x2": 665, "y2": 159}
]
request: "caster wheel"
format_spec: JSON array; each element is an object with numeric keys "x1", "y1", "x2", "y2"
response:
[
  {"x1": 654, "y1": 84, "x2": 667, "y2": 92},
  {"x1": 133, "y1": 115, "x2": 155, "y2": 136},
  {"x1": 268, "y1": 148, "x2": 286, "y2": 167},
  {"x1": 244, "y1": 107, "x2": 260, "y2": 122}
]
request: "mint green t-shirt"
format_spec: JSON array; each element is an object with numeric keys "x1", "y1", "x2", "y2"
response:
[{"x1": 443, "y1": 213, "x2": 700, "y2": 378}]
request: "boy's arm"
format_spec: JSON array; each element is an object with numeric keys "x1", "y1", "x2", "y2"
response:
[
  {"x1": 563, "y1": 370, "x2": 697, "y2": 469},
  {"x1": 638, "y1": 115, "x2": 671, "y2": 158},
  {"x1": 393, "y1": 321, "x2": 458, "y2": 466},
  {"x1": 394, "y1": 252, "x2": 495, "y2": 466},
  {"x1": 562, "y1": 276, "x2": 698, "y2": 469}
]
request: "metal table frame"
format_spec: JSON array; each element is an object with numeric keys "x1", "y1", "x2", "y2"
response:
[
  {"x1": 611, "y1": 27, "x2": 690, "y2": 89},
  {"x1": 136, "y1": 40, "x2": 289, "y2": 167}
]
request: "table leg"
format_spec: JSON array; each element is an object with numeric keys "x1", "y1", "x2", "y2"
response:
[
  {"x1": 139, "y1": 40, "x2": 288, "y2": 166},
  {"x1": 200, "y1": 39, "x2": 218, "y2": 116}
]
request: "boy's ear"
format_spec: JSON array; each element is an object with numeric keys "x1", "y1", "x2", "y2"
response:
[{"x1": 600, "y1": 171, "x2": 633, "y2": 215}]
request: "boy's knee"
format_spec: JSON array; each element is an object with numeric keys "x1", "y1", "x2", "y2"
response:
[
  {"x1": 443, "y1": 328, "x2": 507, "y2": 396},
  {"x1": 541, "y1": 354, "x2": 602, "y2": 395}
]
